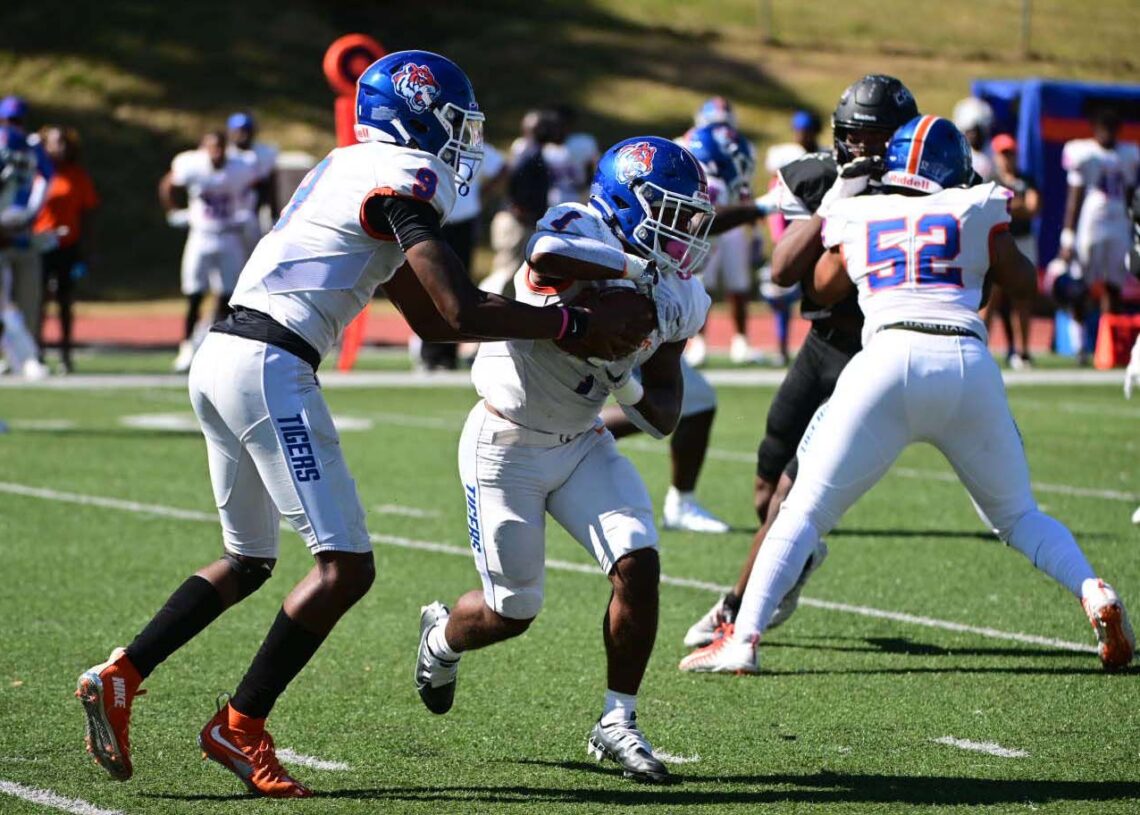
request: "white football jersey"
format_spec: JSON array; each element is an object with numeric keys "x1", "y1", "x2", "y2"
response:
[
  {"x1": 1062, "y1": 139, "x2": 1140, "y2": 241},
  {"x1": 230, "y1": 141, "x2": 457, "y2": 359},
  {"x1": 822, "y1": 182, "x2": 1012, "y2": 345},
  {"x1": 227, "y1": 141, "x2": 279, "y2": 215},
  {"x1": 171, "y1": 150, "x2": 259, "y2": 235},
  {"x1": 472, "y1": 202, "x2": 711, "y2": 434}
]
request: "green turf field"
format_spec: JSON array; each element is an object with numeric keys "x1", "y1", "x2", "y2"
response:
[{"x1": 1, "y1": 380, "x2": 1137, "y2": 813}]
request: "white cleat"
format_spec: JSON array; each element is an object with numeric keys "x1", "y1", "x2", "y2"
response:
[
  {"x1": 587, "y1": 714, "x2": 669, "y2": 784},
  {"x1": 663, "y1": 490, "x2": 730, "y2": 534},
  {"x1": 21, "y1": 359, "x2": 50, "y2": 380},
  {"x1": 1081, "y1": 579, "x2": 1135, "y2": 671},
  {"x1": 172, "y1": 340, "x2": 195, "y2": 373},
  {"x1": 1131, "y1": 505, "x2": 1140, "y2": 525},
  {"x1": 683, "y1": 334, "x2": 707, "y2": 368},
  {"x1": 767, "y1": 539, "x2": 829, "y2": 630},
  {"x1": 729, "y1": 334, "x2": 759, "y2": 365},
  {"x1": 678, "y1": 625, "x2": 759, "y2": 674},
  {"x1": 415, "y1": 601, "x2": 460, "y2": 714},
  {"x1": 683, "y1": 594, "x2": 736, "y2": 648}
]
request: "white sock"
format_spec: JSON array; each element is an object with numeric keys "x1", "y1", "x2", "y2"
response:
[
  {"x1": 427, "y1": 622, "x2": 460, "y2": 661},
  {"x1": 735, "y1": 508, "x2": 819, "y2": 639},
  {"x1": 601, "y1": 689, "x2": 637, "y2": 724},
  {"x1": 666, "y1": 486, "x2": 690, "y2": 504}
]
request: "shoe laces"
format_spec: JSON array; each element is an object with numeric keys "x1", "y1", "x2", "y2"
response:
[
  {"x1": 602, "y1": 713, "x2": 653, "y2": 755},
  {"x1": 247, "y1": 730, "x2": 291, "y2": 783}
]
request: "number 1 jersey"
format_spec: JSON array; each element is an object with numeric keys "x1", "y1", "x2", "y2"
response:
[{"x1": 821, "y1": 182, "x2": 1012, "y2": 345}]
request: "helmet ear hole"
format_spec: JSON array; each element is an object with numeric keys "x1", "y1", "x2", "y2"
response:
[{"x1": 611, "y1": 194, "x2": 631, "y2": 211}]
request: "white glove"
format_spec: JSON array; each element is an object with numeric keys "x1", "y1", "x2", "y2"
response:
[
  {"x1": 166, "y1": 209, "x2": 191, "y2": 228},
  {"x1": 819, "y1": 156, "x2": 883, "y2": 216},
  {"x1": 1125, "y1": 335, "x2": 1140, "y2": 399}
]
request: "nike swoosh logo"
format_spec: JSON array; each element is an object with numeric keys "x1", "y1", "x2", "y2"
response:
[{"x1": 209, "y1": 725, "x2": 253, "y2": 777}]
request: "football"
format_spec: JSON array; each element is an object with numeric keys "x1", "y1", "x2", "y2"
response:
[{"x1": 554, "y1": 283, "x2": 655, "y2": 361}]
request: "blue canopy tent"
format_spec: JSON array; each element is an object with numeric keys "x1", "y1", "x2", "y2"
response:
[{"x1": 971, "y1": 77, "x2": 1140, "y2": 266}]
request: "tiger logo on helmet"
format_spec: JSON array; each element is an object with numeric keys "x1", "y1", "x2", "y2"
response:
[
  {"x1": 392, "y1": 62, "x2": 442, "y2": 114},
  {"x1": 614, "y1": 141, "x2": 657, "y2": 185}
]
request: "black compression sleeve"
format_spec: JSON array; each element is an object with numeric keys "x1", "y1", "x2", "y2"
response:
[{"x1": 362, "y1": 195, "x2": 444, "y2": 252}]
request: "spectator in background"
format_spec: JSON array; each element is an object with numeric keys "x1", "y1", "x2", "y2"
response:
[
  {"x1": 985, "y1": 133, "x2": 1040, "y2": 369},
  {"x1": 33, "y1": 126, "x2": 99, "y2": 373},
  {"x1": 226, "y1": 112, "x2": 279, "y2": 256},
  {"x1": 416, "y1": 142, "x2": 508, "y2": 370},
  {"x1": 1060, "y1": 107, "x2": 1139, "y2": 317},
  {"x1": 952, "y1": 96, "x2": 995, "y2": 182},
  {"x1": 555, "y1": 105, "x2": 600, "y2": 202},
  {"x1": 0, "y1": 95, "x2": 53, "y2": 347},
  {"x1": 484, "y1": 113, "x2": 553, "y2": 297}
]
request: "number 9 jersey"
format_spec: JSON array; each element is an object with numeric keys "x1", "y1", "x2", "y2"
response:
[
  {"x1": 821, "y1": 182, "x2": 1012, "y2": 346},
  {"x1": 229, "y1": 142, "x2": 457, "y2": 360}
]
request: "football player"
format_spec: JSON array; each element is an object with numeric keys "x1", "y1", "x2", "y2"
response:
[
  {"x1": 682, "y1": 75, "x2": 918, "y2": 650},
  {"x1": 681, "y1": 116, "x2": 1135, "y2": 675},
  {"x1": 226, "y1": 111, "x2": 280, "y2": 257},
  {"x1": 76, "y1": 50, "x2": 651, "y2": 798},
  {"x1": 414, "y1": 136, "x2": 714, "y2": 784},
  {"x1": 160, "y1": 130, "x2": 260, "y2": 372},
  {"x1": 1060, "y1": 107, "x2": 1139, "y2": 320},
  {"x1": 603, "y1": 123, "x2": 766, "y2": 534}
]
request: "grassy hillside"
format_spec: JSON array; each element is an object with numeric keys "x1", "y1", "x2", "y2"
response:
[{"x1": 2, "y1": 0, "x2": 1137, "y2": 297}]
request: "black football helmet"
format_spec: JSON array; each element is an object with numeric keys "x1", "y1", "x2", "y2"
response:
[{"x1": 832, "y1": 74, "x2": 919, "y2": 164}]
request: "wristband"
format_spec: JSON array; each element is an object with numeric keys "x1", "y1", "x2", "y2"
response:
[
  {"x1": 611, "y1": 376, "x2": 644, "y2": 405},
  {"x1": 1059, "y1": 228, "x2": 1076, "y2": 251}
]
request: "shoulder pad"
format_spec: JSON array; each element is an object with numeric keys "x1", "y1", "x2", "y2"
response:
[
  {"x1": 374, "y1": 148, "x2": 457, "y2": 221},
  {"x1": 535, "y1": 203, "x2": 616, "y2": 243}
]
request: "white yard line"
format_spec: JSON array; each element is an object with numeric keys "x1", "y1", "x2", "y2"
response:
[
  {"x1": 0, "y1": 780, "x2": 124, "y2": 815},
  {"x1": 651, "y1": 750, "x2": 701, "y2": 765},
  {"x1": 0, "y1": 481, "x2": 1097, "y2": 655},
  {"x1": 276, "y1": 749, "x2": 350, "y2": 771},
  {"x1": 373, "y1": 504, "x2": 442, "y2": 519},
  {"x1": 932, "y1": 736, "x2": 1029, "y2": 758}
]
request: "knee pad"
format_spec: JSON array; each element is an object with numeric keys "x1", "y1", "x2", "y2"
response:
[
  {"x1": 223, "y1": 553, "x2": 274, "y2": 600},
  {"x1": 496, "y1": 589, "x2": 543, "y2": 624}
]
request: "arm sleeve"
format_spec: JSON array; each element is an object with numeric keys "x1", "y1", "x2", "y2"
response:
[{"x1": 361, "y1": 194, "x2": 443, "y2": 251}]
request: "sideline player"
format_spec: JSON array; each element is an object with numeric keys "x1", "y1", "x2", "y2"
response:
[
  {"x1": 160, "y1": 131, "x2": 259, "y2": 372},
  {"x1": 76, "y1": 50, "x2": 651, "y2": 798},
  {"x1": 683, "y1": 75, "x2": 918, "y2": 647},
  {"x1": 1060, "y1": 107, "x2": 1139, "y2": 320},
  {"x1": 680, "y1": 116, "x2": 1134, "y2": 674},
  {"x1": 226, "y1": 111, "x2": 280, "y2": 257},
  {"x1": 414, "y1": 136, "x2": 714, "y2": 783}
]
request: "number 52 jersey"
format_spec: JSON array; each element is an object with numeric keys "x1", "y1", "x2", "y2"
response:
[{"x1": 821, "y1": 182, "x2": 1012, "y2": 346}]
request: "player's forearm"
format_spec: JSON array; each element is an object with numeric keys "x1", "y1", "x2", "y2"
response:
[
  {"x1": 771, "y1": 215, "x2": 824, "y2": 286},
  {"x1": 1062, "y1": 185, "x2": 1083, "y2": 232},
  {"x1": 707, "y1": 203, "x2": 763, "y2": 235},
  {"x1": 527, "y1": 233, "x2": 627, "y2": 280},
  {"x1": 628, "y1": 384, "x2": 682, "y2": 437}
]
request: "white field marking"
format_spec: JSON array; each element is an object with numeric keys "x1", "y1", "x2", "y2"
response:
[
  {"x1": 651, "y1": 750, "x2": 701, "y2": 765},
  {"x1": 0, "y1": 483, "x2": 1098, "y2": 655},
  {"x1": 1008, "y1": 398, "x2": 1140, "y2": 420},
  {"x1": 6, "y1": 419, "x2": 78, "y2": 431},
  {"x1": 369, "y1": 411, "x2": 459, "y2": 430},
  {"x1": 276, "y1": 749, "x2": 350, "y2": 771},
  {"x1": 373, "y1": 504, "x2": 441, "y2": 519},
  {"x1": 115, "y1": 413, "x2": 374, "y2": 434},
  {"x1": 932, "y1": 736, "x2": 1029, "y2": 758},
  {"x1": 0, "y1": 779, "x2": 125, "y2": 815},
  {"x1": 0, "y1": 368, "x2": 1125, "y2": 390}
]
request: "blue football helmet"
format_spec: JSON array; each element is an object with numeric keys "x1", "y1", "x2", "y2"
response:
[
  {"x1": 694, "y1": 96, "x2": 737, "y2": 129},
  {"x1": 589, "y1": 136, "x2": 714, "y2": 277},
  {"x1": 355, "y1": 50, "x2": 484, "y2": 184},
  {"x1": 684, "y1": 124, "x2": 756, "y2": 201},
  {"x1": 882, "y1": 115, "x2": 972, "y2": 193}
]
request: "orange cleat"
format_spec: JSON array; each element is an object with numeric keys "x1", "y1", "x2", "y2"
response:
[
  {"x1": 198, "y1": 703, "x2": 312, "y2": 798},
  {"x1": 678, "y1": 623, "x2": 760, "y2": 674},
  {"x1": 1082, "y1": 579, "x2": 1135, "y2": 671},
  {"x1": 76, "y1": 647, "x2": 145, "y2": 781}
]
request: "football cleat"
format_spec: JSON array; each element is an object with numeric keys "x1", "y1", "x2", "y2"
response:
[
  {"x1": 587, "y1": 714, "x2": 669, "y2": 784},
  {"x1": 683, "y1": 334, "x2": 707, "y2": 368},
  {"x1": 1130, "y1": 505, "x2": 1140, "y2": 525},
  {"x1": 663, "y1": 491, "x2": 730, "y2": 534},
  {"x1": 415, "y1": 601, "x2": 460, "y2": 715},
  {"x1": 683, "y1": 594, "x2": 737, "y2": 648},
  {"x1": 729, "y1": 334, "x2": 760, "y2": 365},
  {"x1": 198, "y1": 702, "x2": 311, "y2": 798},
  {"x1": 767, "y1": 539, "x2": 829, "y2": 630},
  {"x1": 172, "y1": 340, "x2": 195, "y2": 373},
  {"x1": 1081, "y1": 580, "x2": 1135, "y2": 671},
  {"x1": 76, "y1": 647, "x2": 144, "y2": 781},
  {"x1": 678, "y1": 624, "x2": 759, "y2": 674}
]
